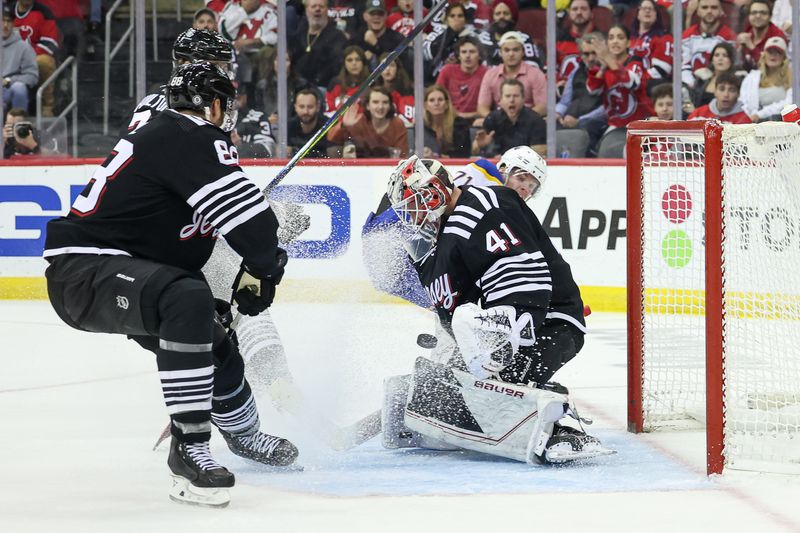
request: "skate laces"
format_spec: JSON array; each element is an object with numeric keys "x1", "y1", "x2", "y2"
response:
[
  {"x1": 184, "y1": 441, "x2": 224, "y2": 471},
  {"x1": 238, "y1": 432, "x2": 283, "y2": 456}
]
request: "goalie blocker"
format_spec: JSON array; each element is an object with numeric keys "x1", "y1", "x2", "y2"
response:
[{"x1": 383, "y1": 357, "x2": 613, "y2": 464}]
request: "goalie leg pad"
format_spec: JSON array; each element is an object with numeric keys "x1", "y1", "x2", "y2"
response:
[
  {"x1": 403, "y1": 357, "x2": 567, "y2": 463},
  {"x1": 382, "y1": 373, "x2": 458, "y2": 450}
]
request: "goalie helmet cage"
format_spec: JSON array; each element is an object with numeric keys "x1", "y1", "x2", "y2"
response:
[{"x1": 626, "y1": 119, "x2": 800, "y2": 476}]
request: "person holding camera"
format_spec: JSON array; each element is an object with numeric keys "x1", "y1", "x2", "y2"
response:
[
  {"x1": 3, "y1": 108, "x2": 40, "y2": 158},
  {"x1": 2, "y1": 6, "x2": 39, "y2": 113}
]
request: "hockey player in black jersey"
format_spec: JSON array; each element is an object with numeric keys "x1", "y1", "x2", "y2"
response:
[
  {"x1": 44, "y1": 62, "x2": 297, "y2": 508},
  {"x1": 380, "y1": 155, "x2": 613, "y2": 465},
  {"x1": 126, "y1": 28, "x2": 234, "y2": 134}
]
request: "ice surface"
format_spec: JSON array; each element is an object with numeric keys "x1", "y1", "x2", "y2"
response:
[{"x1": 1, "y1": 301, "x2": 798, "y2": 533}]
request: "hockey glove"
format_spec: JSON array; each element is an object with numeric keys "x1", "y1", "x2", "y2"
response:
[{"x1": 232, "y1": 249, "x2": 288, "y2": 316}]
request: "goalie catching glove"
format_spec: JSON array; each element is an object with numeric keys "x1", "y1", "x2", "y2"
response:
[
  {"x1": 232, "y1": 248, "x2": 288, "y2": 316},
  {"x1": 451, "y1": 303, "x2": 535, "y2": 379}
]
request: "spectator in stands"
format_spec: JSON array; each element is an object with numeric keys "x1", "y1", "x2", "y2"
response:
[
  {"x1": 429, "y1": 0, "x2": 481, "y2": 31},
  {"x1": 386, "y1": 0, "x2": 426, "y2": 37},
  {"x1": 290, "y1": 0, "x2": 348, "y2": 91},
  {"x1": 689, "y1": 41, "x2": 738, "y2": 109},
  {"x1": 436, "y1": 35, "x2": 488, "y2": 123},
  {"x1": 326, "y1": 45, "x2": 369, "y2": 114},
  {"x1": 327, "y1": 85, "x2": 409, "y2": 157},
  {"x1": 771, "y1": 0, "x2": 792, "y2": 34},
  {"x1": 689, "y1": 72, "x2": 752, "y2": 124},
  {"x1": 478, "y1": 0, "x2": 543, "y2": 69},
  {"x1": 13, "y1": 0, "x2": 60, "y2": 116},
  {"x1": 473, "y1": 78, "x2": 546, "y2": 157},
  {"x1": 3, "y1": 108, "x2": 42, "y2": 158},
  {"x1": 328, "y1": 0, "x2": 364, "y2": 39},
  {"x1": 629, "y1": 0, "x2": 673, "y2": 91},
  {"x1": 477, "y1": 31, "x2": 547, "y2": 121},
  {"x1": 257, "y1": 48, "x2": 312, "y2": 124},
  {"x1": 423, "y1": 84, "x2": 471, "y2": 158},
  {"x1": 423, "y1": 2, "x2": 473, "y2": 84},
  {"x1": 650, "y1": 83, "x2": 675, "y2": 120},
  {"x1": 2, "y1": 6, "x2": 38, "y2": 113},
  {"x1": 375, "y1": 52, "x2": 415, "y2": 124},
  {"x1": 193, "y1": 8, "x2": 218, "y2": 31},
  {"x1": 688, "y1": 72, "x2": 751, "y2": 123},
  {"x1": 38, "y1": 0, "x2": 81, "y2": 59},
  {"x1": 681, "y1": 0, "x2": 737, "y2": 89},
  {"x1": 350, "y1": 0, "x2": 411, "y2": 73},
  {"x1": 555, "y1": 32, "x2": 605, "y2": 131},
  {"x1": 737, "y1": 0, "x2": 787, "y2": 72},
  {"x1": 288, "y1": 88, "x2": 332, "y2": 157},
  {"x1": 232, "y1": 91, "x2": 276, "y2": 158},
  {"x1": 556, "y1": 0, "x2": 595, "y2": 85},
  {"x1": 219, "y1": 0, "x2": 277, "y2": 95},
  {"x1": 586, "y1": 25, "x2": 654, "y2": 149},
  {"x1": 85, "y1": 0, "x2": 104, "y2": 57},
  {"x1": 740, "y1": 36, "x2": 792, "y2": 122}
]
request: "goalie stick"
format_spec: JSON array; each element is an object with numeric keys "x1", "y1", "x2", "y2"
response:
[{"x1": 261, "y1": 0, "x2": 449, "y2": 195}]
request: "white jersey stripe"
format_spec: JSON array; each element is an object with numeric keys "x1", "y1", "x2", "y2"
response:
[
  {"x1": 481, "y1": 262, "x2": 549, "y2": 286},
  {"x1": 482, "y1": 251, "x2": 546, "y2": 279},
  {"x1": 205, "y1": 189, "x2": 262, "y2": 227},
  {"x1": 467, "y1": 187, "x2": 493, "y2": 211},
  {"x1": 195, "y1": 179, "x2": 253, "y2": 214},
  {"x1": 447, "y1": 214, "x2": 478, "y2": 228},
  {"x1": 482, "y1": 271, "x2": 552, "y2": 291},
  {"x1": 485, "y1": 283, "x2": 552, "y2": 302},
  {"x1": 43, "y1": 246, "x2": 131, "y2": 258},
  {"x1": 476, "y1": 186, "x2": 500, "y2": 208},
  {"x1": 443, "y1": 226, "x2": 472, "y2": 239},
  {"x1": 186, "y1": 170, "x2": 248, "y2": 206},
  {"x1": 546, "y1": 311, "x2": 588, "y2": 333},
  {"x1": 486, "y1": 275, "x2": 553, "y2": 292},
  {"x1": 453, "y1": 204, "x2": 485, "y2": 219},
  {"x1": 202, "y1": 186, "x2": 259, "y2": 222},
  {"x1": 217, "y1": 200, "x2": 270, "y2": 235}
]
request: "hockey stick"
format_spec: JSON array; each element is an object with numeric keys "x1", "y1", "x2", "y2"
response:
[{"x1": 261, "y1": 0, "x2": 448, "y2": 195}]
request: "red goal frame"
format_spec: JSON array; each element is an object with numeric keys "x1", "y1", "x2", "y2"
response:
[{"x1": 625, "y1": 120, "x2": 725, "y2": 475}]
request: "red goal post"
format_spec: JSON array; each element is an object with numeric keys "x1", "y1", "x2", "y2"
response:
[{"x1": 626, "y1": 119, "x2": 800, "y2": 476}]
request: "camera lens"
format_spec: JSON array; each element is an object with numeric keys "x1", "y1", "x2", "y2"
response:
[{"x1": 15, "y1": 124, "x2": 31, "y2": 139}]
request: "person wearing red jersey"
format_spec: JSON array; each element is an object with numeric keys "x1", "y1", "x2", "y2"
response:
[
  {"x1": 736, "y1": 0, "x2": 788, "y2": 71},
  {"x1": 325, "y1": 45, "x2": 369, "y2": 115},
  {"x1": 386, "y1": 0, "x2": 428, "y2": 37},
  {"x1": 688, "y1": 72, "x2": 752, "y2": 123},
  {"x1": 436, "y1": 35, "x2": 487, "y2": 123},
  {"x1": 629, "y1": 0, "x2": 673, "y2": 91},
  {"x1": 12, "y1": 0, "x2": 60, "y2": 116},
  {"x1": 556, "y1": 0, "x2": 595, "y2": 85},
  {"x1": 681, "y1": 0, "x2": 736, "y2": 88},
  {"x1": 586, "y1": 24, "x2": 654, "y2": 153}
]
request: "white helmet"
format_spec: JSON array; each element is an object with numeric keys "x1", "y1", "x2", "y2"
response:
[
  {"x1": 386, "y1": 155, "x2": 454, "y2": 262},
  {"x1": 498, "y1": 146, "x2": 547, "y2": 199}
]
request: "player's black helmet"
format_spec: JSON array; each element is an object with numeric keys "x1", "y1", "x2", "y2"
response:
[
  {"x1": 166, "y1": 61, "x2": 238, "y2": 132},
  {"x1": 172, "y1": 28, "x2": 234, "y2": 65}
]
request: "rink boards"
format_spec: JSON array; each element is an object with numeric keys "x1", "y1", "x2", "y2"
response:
[{"x1": 0, "y1": 159, "x2": 627, "y2": 310}]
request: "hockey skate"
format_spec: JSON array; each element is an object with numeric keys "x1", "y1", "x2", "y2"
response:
[
  {"x1": 538, "y1": 423, "x2": 616, "y2": 464},
  {"x1": 167, "y1": 437, "x2": 235, "y2": 508},
  {"x1": 220, "y1": 430, "x2": 299, "y2": 468}
]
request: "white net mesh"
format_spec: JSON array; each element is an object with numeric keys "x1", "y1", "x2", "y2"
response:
[{"x1": 636, "y1": 122, "x2": 800, "y2": 473}]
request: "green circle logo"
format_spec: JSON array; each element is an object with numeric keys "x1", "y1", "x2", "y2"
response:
[{"x1": 661, "y1": 229, "x2": 693, "y2": 268}]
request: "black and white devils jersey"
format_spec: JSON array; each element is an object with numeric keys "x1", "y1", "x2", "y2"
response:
[
  {"x1": 416, "y1": 185, "x2": 585, "y2": 334},
  {"x1": 44, "y1": 109, "x2": 281, "y2": 277},
  {"x1": 126, "y1": 90, "x2": 168, "y2": 134}
]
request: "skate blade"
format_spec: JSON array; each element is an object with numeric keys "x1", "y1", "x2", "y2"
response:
[
  {"x1": 545, "y1": 446, "x2": 616, "y2": 464},
  {"x1": 169, "y1": 475, "x2": 231, "y2": 508}
]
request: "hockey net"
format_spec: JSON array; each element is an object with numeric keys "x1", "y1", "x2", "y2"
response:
[{"x1": 626, "y1": 120, "x2": 800, "y2": 475}]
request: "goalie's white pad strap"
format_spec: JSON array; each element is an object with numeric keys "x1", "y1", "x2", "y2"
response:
[
  {"x1": 403, "y1": 359, "x2": 566, "y2": 463},
  {"x1": 451, "y1": 303, "x2": 535, "y2": 378}
]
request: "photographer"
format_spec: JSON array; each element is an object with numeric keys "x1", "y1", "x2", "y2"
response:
[{"x1": 4, "y1": 108, "x2": 40, "y2": 158}]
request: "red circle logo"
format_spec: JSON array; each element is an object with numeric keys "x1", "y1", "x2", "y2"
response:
[{"x1": 662, "y1": 184, "x2": 692, "y2": 224}]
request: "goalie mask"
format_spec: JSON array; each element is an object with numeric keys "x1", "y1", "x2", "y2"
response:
[
  {"x1": 498, "y1": 146, "x2": 547, "y2": 200},
  {"x1": 166, "y1": 61, "x2": 238, "y2": 132},
  {"x1": 387, "y1": 156, "x2": 453, "y2": 262}
]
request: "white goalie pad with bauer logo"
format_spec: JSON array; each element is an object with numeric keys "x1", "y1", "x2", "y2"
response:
[{"x1": 393, "y1": 357, "x2": 569, "y2": 464}]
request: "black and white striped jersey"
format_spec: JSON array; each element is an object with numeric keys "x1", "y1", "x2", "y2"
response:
[
  {"x1": 415, "y1": 185, "x2": 586, "y2": 334},
  {"x1": 126, "y1": 90, "x2": 168, "y2": 133},
  {"x1": 44, "y1": 109, "x2": 282, "y2": 278}
]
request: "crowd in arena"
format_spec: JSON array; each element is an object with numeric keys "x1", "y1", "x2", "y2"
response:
[{"x1": 3, "y1": 0, "x2": 796, "y2": 158}]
